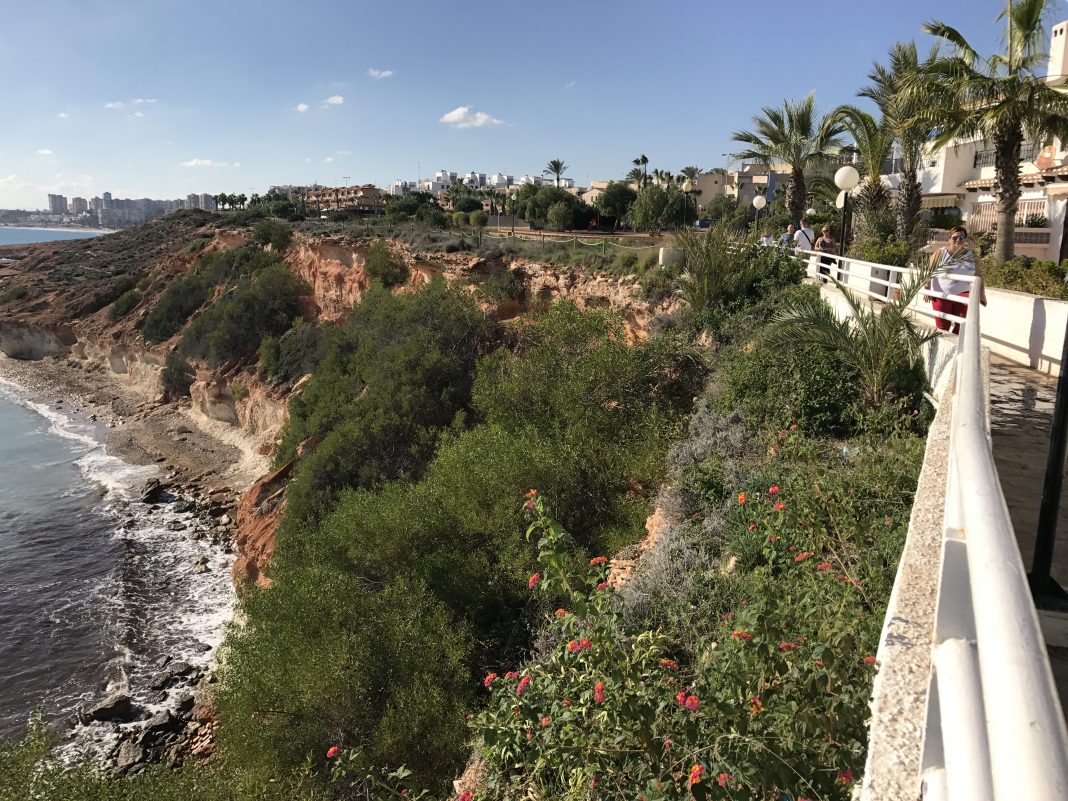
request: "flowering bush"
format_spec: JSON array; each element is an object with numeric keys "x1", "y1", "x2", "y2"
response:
[{"x1": 475, "y1": 426, "x2": 921, "y2": 800}]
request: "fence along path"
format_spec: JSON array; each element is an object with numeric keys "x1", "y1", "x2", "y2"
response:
[{"x1": 784, "y1": 247, "x2": 1068, "y2": 800}]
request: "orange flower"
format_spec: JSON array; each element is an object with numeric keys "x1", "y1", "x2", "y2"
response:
[
  {"x1": 749, "y1": 694, "x2": 764, "y2": 716},
  {"x1": 540, "y1": 715, "x2": 551, "y2": 727},
  {"x1": 731, "y1": 630, "x2": 753, "y2": 641},
  {"x1": 794, "y1": 551, "x2": 814, "y2": 562},
  {"x1": 717, "y1": 772, "x2": 733, "y2": 788},
  {"x1": 863, "y1": 655, "x2": 878, "y2": 665},
  {"x1": 326, "y1": 746, "x2": 340, "y2": 759},
  {"x1": 816, "y1": 561, "x2": 832, "y2": 571},
  {"x1": 528, "y1": 572, "x2": 541, "y2": 589},
  {"x1": 589, "y1": 556, "x2": 608, "y2": 566},
  {"x1": 773, "y1": 501, "x2": 785, "y2": 512},
  {"x1": 554, "y1": 608, "x2": 567, "y2": 617},
  {"x1": 688, "y1": 764, "x2": 704, "y2": 786},
  {"x1": 737, "y1": 491, "x2": 747, "y2": 505},
  {"x1": 768, "y1": 485, "x2": 780, "y2": 495},
  {"x1": 525, "y1": 489, "x2": 538, "y2": 498}
]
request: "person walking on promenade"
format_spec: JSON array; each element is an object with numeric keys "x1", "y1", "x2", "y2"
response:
[
  {"x1": 814, "y1": 225, "x2": 838, "y2": 282},
  {"x1": 793, "y1": 218, "x2": 815, "y2": 251},
  {"x1": 777, "y1": 224, "x2": 795, "y2": 247},
  {"x1": 759, "y1": 229, "x2": 774, "y2": 246},
  {"x1": 923, "y1": 226, "x2": 987, "y2": 334}
]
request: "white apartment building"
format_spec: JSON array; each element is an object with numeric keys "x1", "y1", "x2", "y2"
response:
[{"x1": 881, "y1": 19, "x2": 1068, "y2": 262}]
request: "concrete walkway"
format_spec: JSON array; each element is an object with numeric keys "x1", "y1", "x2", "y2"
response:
[{"x1": 988, "y1": 353, "x2": 1068, "y2": 725}]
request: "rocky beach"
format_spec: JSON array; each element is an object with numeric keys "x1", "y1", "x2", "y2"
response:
[{"x1": 0, "y1": 350, "x2": 268, "y2": 773}]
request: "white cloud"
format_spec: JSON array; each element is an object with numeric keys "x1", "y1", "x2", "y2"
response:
[
  {"x1": 439, "y1": 105, "x2": 504, "y2": 129},
  {"x1": 0, "y1": 174, "x2": 30, "y2": 189},
  {"x1": 295, "y1": 102, "x2": 309, "y2": 113},
  {"x1": 106, "y1": 98, "x2": 158, "y2": 109},
  {"x1": 234, "y1": 162, "x2": 241, "y2": 168},
  {"x1": 324, "y1": 95, "x2": 344, "y2": 106},
  {"x1": 367, "y1": 67, "x2": 394, "y2": 79},
  {"x1": 305, "y1": 158, "x2": 312, "y2": 163},
  {"x1": 564, "y1": 80, "x2": 576, "y2": 89},
  {"x1": 324, "y1": 156, "x2": 335, "y2": 163},
  {"x1": 131, "y1": 98, "x2": 158, "y2": 104},
  {"x1": 57, "y1": 112, "x2": 69, "y2": 119},
  {"x1": 128, "y1": 111, "x2": 144, "y2": 118},
  {"x1": 105, "y1": 101, "x2": 125, "y2": 109},
  {"x1": 337, "y1": 149, "x2": 351, "y2": 155},
  {"x1": 181, "y1": 158, "x2": 230, "y2": 167},
  {"x1": 36, "y1": 148, "x2": 53, "y2": 155}
]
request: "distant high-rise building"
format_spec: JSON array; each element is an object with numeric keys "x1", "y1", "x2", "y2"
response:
[
  {"x1": 70, "y1": 197, "x2": 88, "y2": 215},
  {"x1": 90, "y1": 196, "x2": 103, "y2": 212},
  {"x1": 186, "y1": 193, "x2": 200, "y2": 210},
  {"x1": 47, "y1": 194, "x2": 67, "y2": 214},
  {"x1": 102, "y1": 191, "x2": 113, "y2": 209},
  {"x1": 198, "y1": 193, "x2": 216, "y2": 211}
]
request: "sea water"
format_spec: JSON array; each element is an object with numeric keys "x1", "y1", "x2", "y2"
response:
[
  {"x1": 0, "y1": 227, "x2": 104, "y2": 246},
  {"x1": 0, "y1": 380, "x2": 235, "y2": 739}
]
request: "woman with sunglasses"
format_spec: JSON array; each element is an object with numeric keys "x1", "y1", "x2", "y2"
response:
[{"x1": 923, "y1": 226, "x2": 987, "y2": 334}]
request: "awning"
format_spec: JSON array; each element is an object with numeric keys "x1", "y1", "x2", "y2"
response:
[
  {"x1": 921, "y1": 194, "x2": 962, "y2": 209},
  {"x1": 1046, "y1": 183, "x2": 1068, "y2": 197}
]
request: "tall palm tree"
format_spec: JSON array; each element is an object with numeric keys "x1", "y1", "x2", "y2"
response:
[
  {"x1": 912, "y1": 0, "x2": 1068, "y2": 261},
  {"x1": 237, "y1": 193, "x2": 248, "y2": 210},
  {"x1": 213, "y1": 193, "x2": 225, "y2": 211},
  {"x1": 834, "y1": 106, "x2": 896, "y2": 213},
  {"x1": 625, "y1": 167, "x2": 645, "y2": 189},
  {"x1": 766, "y1": 262, "x2": 938, "y2": 405},
  {"x1": 227, "y1": 193, "x2": 238, "y2": 211},
  {"x1": 679, "y1": 166, "x2": 703, "y2": 182},
  {"x1": 860, "y1": 41, "x2": 938, "y2": 240},
  {"x1": 732, "y1": 95, "x2": 846, "y2": 225},
  {"x1": 631, "y1": 154, "x2": 649, "y2": 188},
  {"x1": 543, "y1": 159, "x2": 568, "y2": 187}
]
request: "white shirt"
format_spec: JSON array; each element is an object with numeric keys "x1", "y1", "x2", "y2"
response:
[
  {"x1": 759, "y1": 235, "x2": 774, "y2": 246},
  {"x1": 793, "y1": 227, "x2": 815, "y2": 250}
]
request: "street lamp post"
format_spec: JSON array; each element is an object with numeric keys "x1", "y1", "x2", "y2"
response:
[
  {"x1": 752, "y1": 195, "x2": 767, "y2": 231},
  {"x1": 834, "y1": 166, "x2": 860, "y2": 257},
  {"x1": 682, "y1": 179, "x2": 694, "y2": 225}
]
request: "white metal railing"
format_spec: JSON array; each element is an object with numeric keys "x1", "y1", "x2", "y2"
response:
[{"x1": 775, "y1": 244, "x2": 1068, "y2": 799}]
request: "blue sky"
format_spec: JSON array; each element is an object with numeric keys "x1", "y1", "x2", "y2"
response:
[{"x1": 2, "y1": 0, "x2": 1064, "y2": 209}]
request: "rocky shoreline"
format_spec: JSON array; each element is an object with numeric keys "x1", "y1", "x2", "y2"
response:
[{"x1": 0, "y1": 351, "x2": 270, "y2": 774}]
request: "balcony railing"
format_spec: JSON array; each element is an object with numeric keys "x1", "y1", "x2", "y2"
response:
[{"x1": 972, "y1": 142, "x2": 1040, "y2": 169}]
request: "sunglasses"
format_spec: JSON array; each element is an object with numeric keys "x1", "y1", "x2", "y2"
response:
[{"x1": 951, "y1": 234, "x2": 967, "y2": 241}]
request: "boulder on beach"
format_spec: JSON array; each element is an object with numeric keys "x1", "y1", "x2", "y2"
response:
[
  {"x1": 140, "y1": 479, "x2": 168, "y2": 503},
  {"x1": 85, "y1": 692, "x2": 135, "y2": 723}
]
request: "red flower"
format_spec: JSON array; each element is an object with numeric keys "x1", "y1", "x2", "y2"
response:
[
  {"x1": 554, "y1": 608, "x2": 567, "y2": 617},
  {"x1": 676, "y1": 690, "x2": 687, "y2": 706},
  {"x1": 688, "y1": 764, "x2": 704, "y2": 786},
  {"x1": 817, "y1": 561, "x2": 832, "y2": 571},
  {"x1": 749, "y1": 695, "x2": 764, "y2": 716},
  {"x1": 326, "y1": 746, "x2": 340, "y2": 759},
  {"x1": 684, "y1": 694, "x2": 700, "y2": 711},
  {"x1": 717, "y1": 772, "x2": 732, "y2": 788},
  {"x1": 525, "y1": 489, "x2": 537, "y2": 498},
  {"x1": 528, "y1": 572, "x2": 541, "y2": 589},
  {"x1": 773, "y1": 501, "x2": 785, "y2": 512},
  {"x1": 737, "y1": 491, "x2": 747, "y2": 505},
  {"x1": 524, "y1": 500, "x2": 534, "y2": 510},
  {"x1": 838, "y1": 769, "x2": 854, "y2": 785},
  {"x1": 662, "y1": 736, "x2": 673, "y2": 752},
  {"x1": 659, "y1": 659, "x2": 678, "y2": 670},
  {"x1": 794, "y1": 551, "x2": 814, "y2": 562},
  {"x1": 768, "y1": 485, "x2": 780, "y2": 495},
  {"x1": 596, "y1": 582, "x2": 609, "y2": 591},
  {"x1": 788, "y1": 545, "x2": 797, "y2": 552},
  {"x1": 483, "y1": 672, "x2": 498, "y2": 688},
  {"x1": 458, "y1": 792, "x2": 473, "y2": 801},
  {"x1": 777, "y1": 429, "x2": 787, "y2": 438},
  {"x1": 504, "y1": 671, "x2": 519, "y2": 680},
  {"x1": 739, "y1": 599, "x2": 748, "y2": 606},
  {"x1": 590, "y1": 773, "x2": 600, "y2": 789},
  {"x1": 790, "y1": 424, "x2": 798, "y2": 430},
  {"x1": 721, "y1": 612, "x2": 735, "y2": 620},
  {"x1": 748, "y1": 523, "x2": 757, "y2": 532},
  {"x1": 768, "y1": 534, "x2": 778, "y2": 542},
  {"x1": 540, "y1": 715, "x2": 551, "y2": 727},
  {"x1": 567, "y1": 638, "x2": 592, "y2": 653},
  {"x1": 772, "y1": 443, "x2": 780, "y2": 452},
  {"x1": 731, "y1": 630, "x2": 753, "y2": 641},
  {"x1": 779, "y1": 642, "x2": 798, "y2": 651},
  {"x1": 863, "y1": 655, "x2": 878, "y2": 665},
  {"x1": 561, "y1": 698, "x2": 572, "y2": 707},
  {"x1": 594, "y1": 682, "x2": 606, "y2": 703},
  {"x1": 589, "y1": 556, "x2": 608, "y2": 566},
  {"x1": 516, "y1": 675, "x2": 531, "y2": 696}
]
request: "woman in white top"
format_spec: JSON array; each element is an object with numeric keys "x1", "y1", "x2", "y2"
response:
[
  {"x1": 923, "y1": 226, "x2": 987, "y2": 334},
  {"x1": 759, "y1": 230, "x2": 774, "y2": 246}
]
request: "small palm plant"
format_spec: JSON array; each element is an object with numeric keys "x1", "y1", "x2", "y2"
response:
[
  {"x1": 675, "y1": 224, "x2": 748, "y2": 312},
  {"x1": 765, "y1": 263, "x2": 938, "y2": 406}
]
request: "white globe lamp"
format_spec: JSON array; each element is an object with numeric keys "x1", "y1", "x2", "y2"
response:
[
  {"x1": 752, "y1": 195, "x2": 767, "y2": 210},
  {"x1": 833, "y1": 165, "x2": 861, "y2": 255}
]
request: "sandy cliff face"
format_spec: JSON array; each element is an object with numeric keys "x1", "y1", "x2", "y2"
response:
[{"x1": 285, "y1": 237, "x2": 371, "y2": 320}]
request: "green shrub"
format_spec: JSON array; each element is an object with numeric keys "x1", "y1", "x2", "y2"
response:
[
  {"x1": 1024, "y1": 213, "x2": 1050, "y2": 229},
  {"x1": 852, "y1": 234, "x2": 912, "y2": 267},
  {"x1": 258, "y1": 317, "x2": 329, "y2": 385},
  {"x1": 185, "y1": 236, "x2": 212, "y2": 255},
  {"x1": 478, "y1": 270, "x2": 526, "y2": 303},
  {"x1": 545, "y1": 201, "x2": 572, "y2": 231},
  {"x1": 231, "y1": 383, "x2": 249, "y2": 403},
  {"x1": 252, "y1": 218, "x2": 293, "y2": 251},
  {"x1": 161, "y1": 351, "x2": 195, "y2": 399},
  {"x1": 363, "y1": 241, "x2": 409, "y2": 288},
  {"x1": 719, "y1": 314, "x2": 861, "y2": 436},
  {"x1": 640, "y1": 268, "x2": 675, "y2": 303},
  {"x1": 0, "y1": 286, "x2": 28, "y2": 304},
  {"x1": 108, "y1": 288, "x2": 142, "y2": 320},
  {"x1": 982, "y1": 255, "x2": 1068, "y2": 299},
  {"x1": 468, "y1": 210, "x2": 488, "y2": 228},
  {"x1": 179, "y1": 263, "x2": 309, "y2": 366},
  {"x1": 452, "y1": 211, "x2": 467, "y2": 228}
]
